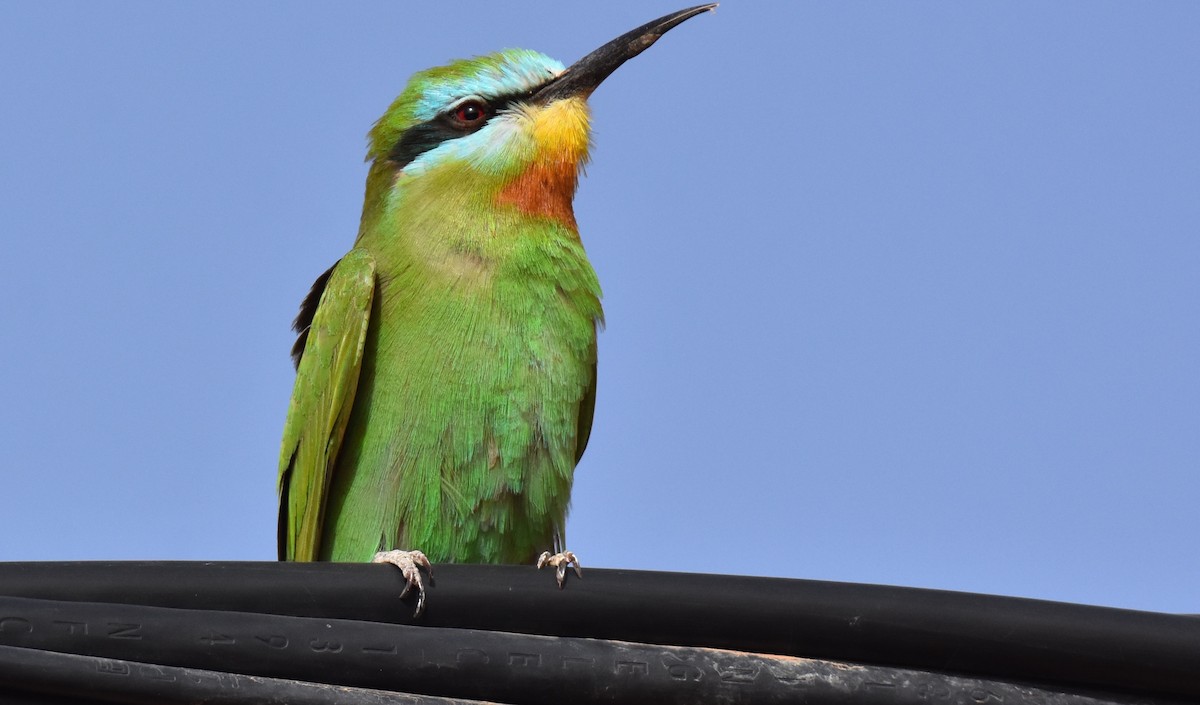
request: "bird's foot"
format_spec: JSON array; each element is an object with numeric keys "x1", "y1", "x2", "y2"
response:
[
  {"x1": 537, "y1": 550, "x2": 582, "y2": 588},
  {"x1": 372, "y1": 549, "x2": 432, "y2": 617}
]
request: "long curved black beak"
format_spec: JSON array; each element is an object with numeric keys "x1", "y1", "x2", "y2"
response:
[{"x1": 532, "y1": 4, "x2": 717, "y2": 104}]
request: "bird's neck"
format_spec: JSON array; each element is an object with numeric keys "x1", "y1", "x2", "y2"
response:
[
  {"x1": 494, "y1": 159, "x2": 580, "y2": 231},
  {"x1": 356, "y1": 161, "x2": 589, "y2": 284}
]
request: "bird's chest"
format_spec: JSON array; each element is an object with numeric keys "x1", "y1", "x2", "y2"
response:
[{"x1": 374, "y1": 277, "x2": 589, "y2": 424}]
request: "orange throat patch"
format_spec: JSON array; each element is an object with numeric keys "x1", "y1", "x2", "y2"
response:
[
  {"x1": 496, "y1": 159, "x2": 580, "y2": 230},
  {"x1": 495, "y1": 97, "x2": 591, "y2": 231}
]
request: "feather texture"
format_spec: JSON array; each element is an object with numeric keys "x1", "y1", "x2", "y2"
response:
[{"x1": 278, "y1": 50, "x2": 601, "y2": 564}]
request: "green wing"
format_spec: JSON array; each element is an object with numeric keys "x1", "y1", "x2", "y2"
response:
[
  {"x1": 574, "y1": 337, "x2": 598, "y2": 465},
  {"x1": 277, "y1": 248, "x2": 376, "y2": 561}
]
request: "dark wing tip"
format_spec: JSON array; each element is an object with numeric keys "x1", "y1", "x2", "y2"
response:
[
  {"x1": 277, "y1": 450, "x2": 296, "y2": 561},
  {"x1": 290, "y1": 261, "x2": 339, "y2": 369}
]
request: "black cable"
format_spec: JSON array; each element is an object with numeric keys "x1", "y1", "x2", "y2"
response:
[
  {"x1": 0, "y1": 562, "x2": 1196, "y2": 701},
  {"x1": 0, "y1": 644, "x2": 492, "y2": 705},
  {"x1": 0, "y1": 691, "x2": 102, "y2": 705},
  {"x1": 0, "y1": 597, "x2": 1172, "y2": 705}
]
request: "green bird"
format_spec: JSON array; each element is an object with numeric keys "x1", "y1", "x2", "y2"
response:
[{"x1": 277, "y1": 5, "x2": 714, "y2": 613}]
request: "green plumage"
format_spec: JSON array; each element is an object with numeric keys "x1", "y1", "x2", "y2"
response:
[
  {"x1": 278, "y1": 51, "x2": 602, "y2": 565},
  {"x1": 277, "y1": 6, "x2": 712, "y2": 570}
]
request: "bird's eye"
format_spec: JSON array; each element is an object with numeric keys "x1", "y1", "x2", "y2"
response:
[{"x1": 451, "y1": 100, "x2": 489, "y2": 129}]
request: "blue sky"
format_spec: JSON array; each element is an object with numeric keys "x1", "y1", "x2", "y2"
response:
[{"x1": 1, "y1": 3, "x2": 1196, "y2": 613}]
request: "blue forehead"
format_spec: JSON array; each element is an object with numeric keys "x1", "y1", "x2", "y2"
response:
[{"x1": 412, "y1": 49, "x2": 566, "y2": 122}]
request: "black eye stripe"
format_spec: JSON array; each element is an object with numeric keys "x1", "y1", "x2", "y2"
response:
[
  {"x1": 388, "y1": 121, "x2": 465, "y2": 171},
  {"x1": 387, "y1": 89, "x2": 538, "y2": 170}
]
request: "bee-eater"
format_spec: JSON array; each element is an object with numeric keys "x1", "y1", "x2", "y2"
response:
[{"x1": 277, "y1": 5, "x2": 714, "y2": 614}]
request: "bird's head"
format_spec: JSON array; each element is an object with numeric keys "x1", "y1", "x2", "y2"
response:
[{"x1": 360, "y1": 5, "x2": 715, "y2": 234}]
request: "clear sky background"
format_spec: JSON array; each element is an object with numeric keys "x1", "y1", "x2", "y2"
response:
[{"x1": 1, "y1": 3, "x2": 1196, "y2": 614}]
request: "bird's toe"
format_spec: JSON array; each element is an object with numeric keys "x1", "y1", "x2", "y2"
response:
[
  {"x1": 373, "y1": 549, "x2": 432, "y2": 616},
  {"x1": 537, "y1": 550, "x2": 582, "y2": 588}
]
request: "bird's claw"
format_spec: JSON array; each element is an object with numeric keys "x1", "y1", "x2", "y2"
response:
[
  {"x1": 373, "y1": 549, "x2": 432, "y2": 617},
  {"x1": 537, "y1": 550, "x2": 582, "y2": 588}
]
